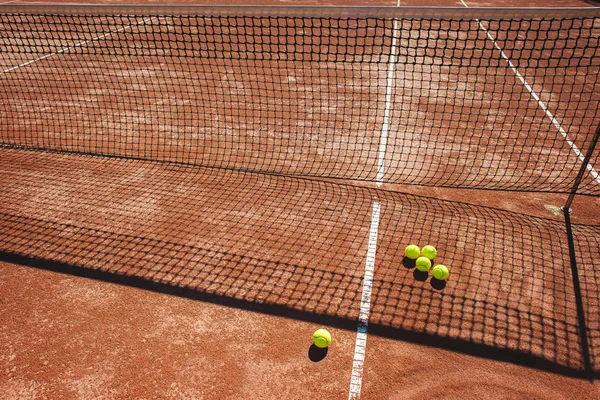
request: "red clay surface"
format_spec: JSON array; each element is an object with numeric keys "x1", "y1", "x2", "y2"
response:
[
  {"x1": 2, "y1": 11, "x2": 598, "y2": 193},
  {"x1": 1, "y1": 148, "x2": 599, "y2": 399},
  {"x1": 4, "y1": 0, "x2": 598, "y2": 5},
  {"x1": 1, "y1": 1, "x2": 600, "y2": 399},
  {"x1": 0, "y1": 260, "x2": 357, "y2": 399}
]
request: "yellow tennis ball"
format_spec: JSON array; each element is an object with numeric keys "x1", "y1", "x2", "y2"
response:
[
  {"x1": 405, "y1": 244, "x2": 420, "y2": 259},
  {"x1": 312, "y1": 328, "x2": 332, "y2": 348},
  {"x1": 432, "y1": 264, "x2": 449, "y2": 280},
  {"x1": 415, "y1": 256, "x2": 432, "y2": 272},
  {"x1": 421, "y1": 245, "x2": 437, "y2": 260}
]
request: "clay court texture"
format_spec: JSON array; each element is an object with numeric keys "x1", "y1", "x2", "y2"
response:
[{"x1": 1, "y1": 0, "x2": 600, "y2": 399}]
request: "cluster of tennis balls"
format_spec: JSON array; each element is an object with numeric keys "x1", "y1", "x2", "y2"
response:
[
  {"x1": 405, "y1": 244, "x2": 450, "y2": 281},
  {"x1": 310, "y1": 246, "x2": 451, "y2": 349}
]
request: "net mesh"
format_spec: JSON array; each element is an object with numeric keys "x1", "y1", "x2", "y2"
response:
[{"x1": 1, "y1": 7, "x2": 599, "y2": 194}]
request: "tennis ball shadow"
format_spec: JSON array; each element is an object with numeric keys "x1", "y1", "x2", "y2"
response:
[
  {"x1": 308, "y1": 344, "x2": 328, "y2": 362},
  {"x1": 413, "y1": 269, "x2": 429, "y2": 281},
  {"x1": 402, "y1": 256, "x2": 416, "y2": 269},
  {"x1": 430, "y1": 277, "x2": 447, "y2": 290}
]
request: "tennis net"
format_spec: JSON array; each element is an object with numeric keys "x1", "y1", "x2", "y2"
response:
[{"x1": 1, "y1": 5, "x2": 599, "y2": 194}]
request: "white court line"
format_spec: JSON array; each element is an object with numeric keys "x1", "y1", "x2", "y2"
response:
[
  {"x1": 348, "y1": 0, "x2": 400, "y2": 397},
  {"x1": 1, "y1": 16, "x2": 157, "y2": 75},
  {"x1": 460, "y1": 0, "x2": 600, "y2": 185},
  {"x1": 348, "y1": 201, "x2": 380, "y2": 400},
  {"x1": 376, "y1": 17, "x2": 401, "y2": 187}
]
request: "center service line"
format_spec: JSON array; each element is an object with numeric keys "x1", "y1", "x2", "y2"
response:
[
  {"x1": 350, "y1": 0, "x2": 400, "y2": 395},
  {"x1": 348, "y1": 201, "x2": 380, "y2": 400},
  {"x1": 376, "y1": 16, "x2": 401, "y2": 187}
]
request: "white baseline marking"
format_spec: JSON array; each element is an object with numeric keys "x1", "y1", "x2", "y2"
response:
[
  {"x1": 348, "y1": 201, "x2": 380, "y2": 400},
  {"x1": 460, "y1": 0, "x2": 600, "y2": 184},
  {"x1": 1, "y1": 17, "x2": 157, "y2": 75}
]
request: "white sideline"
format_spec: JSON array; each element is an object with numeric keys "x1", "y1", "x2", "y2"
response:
[
  {"x1": 460, "y1": 0, "x2": 600, "y2": 185},
  {"x1": 1, "y1": 17, "x2": 157, "y2": 75},
  {"x1": 348, "y1": 201, "x2": 380, "y2": 400}
]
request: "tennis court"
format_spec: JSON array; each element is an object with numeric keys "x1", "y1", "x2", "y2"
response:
[{"x1": 1, "y1": 1, "x2": 600, "y2": 399}]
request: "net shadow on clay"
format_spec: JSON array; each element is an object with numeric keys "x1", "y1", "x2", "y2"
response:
[{"x1": 0, "y1": 149, "x2": 598, "y2": 378}]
